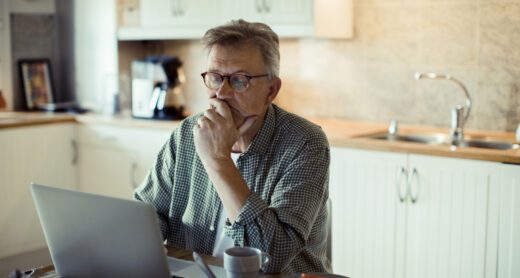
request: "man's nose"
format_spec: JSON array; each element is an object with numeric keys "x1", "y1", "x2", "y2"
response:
[{"x1": 215, "y1": 78, "x2": 234, "y2": 99}]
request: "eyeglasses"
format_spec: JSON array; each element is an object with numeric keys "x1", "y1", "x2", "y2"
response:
[{"x1": 201, "y1": 72, "x2": 269, "y2": 93}]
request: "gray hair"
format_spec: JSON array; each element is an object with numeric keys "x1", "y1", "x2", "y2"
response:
[{"x1": 201, "y1": 19, "x2": 280, "y2": 78}]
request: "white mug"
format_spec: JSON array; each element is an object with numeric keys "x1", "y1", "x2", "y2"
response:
[
  {"x1": 516, "y1": 123, "x2": 520, "y2": 141},
  {"x1": 224, "y1": 247, "x2": 270, "y2": 278}
]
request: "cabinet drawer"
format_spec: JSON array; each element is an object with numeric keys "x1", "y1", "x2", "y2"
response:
[
  {"x1": 77, "y1": 125, "x2": 129, "y2": 149},
  {"x1": 77, "y1": 124, "x2": 172, "y2": 155}
]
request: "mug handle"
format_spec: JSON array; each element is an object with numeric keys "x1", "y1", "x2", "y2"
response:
[{"x1": 261, "y1": 252, "x2": 271, "y2": 267}]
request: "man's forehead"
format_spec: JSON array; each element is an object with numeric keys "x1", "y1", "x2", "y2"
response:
[{"x1": 207, "y1": 44, "x2": 264, "y2": 71}]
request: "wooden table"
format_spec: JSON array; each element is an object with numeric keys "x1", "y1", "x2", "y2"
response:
[{"x1": 15, "y1": 246, "x2": 286, "y2": 278}]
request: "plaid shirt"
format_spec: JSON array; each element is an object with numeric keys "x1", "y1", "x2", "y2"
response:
[{"x1": 134, "y1": 104, "x2": 330, "y2": 273}]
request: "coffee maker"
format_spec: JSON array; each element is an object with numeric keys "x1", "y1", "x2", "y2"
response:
[{"x1": 131, "y1": 56, "x2": 186, "y2": 120}]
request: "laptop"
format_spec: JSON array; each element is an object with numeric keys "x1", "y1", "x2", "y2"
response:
[{"x1": 31, "y1": 183, "x2": 232, "y2": 278}]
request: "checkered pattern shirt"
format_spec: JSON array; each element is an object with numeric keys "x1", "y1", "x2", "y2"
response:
[{"x1": 134, "y1": 104, "x2": 330, "y2": 273}]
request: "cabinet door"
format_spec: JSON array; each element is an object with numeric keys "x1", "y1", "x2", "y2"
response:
[
  {"x1": 404, "y1": 155, "x2": 500, "y2": 278},
  {"x1": 330, "y1": 147, "x2": 407, "y2": 278},
  {"x1": 141, "y1": 0, "x2": 217, "y2": 27},
  {"x1": 77, "y1": 124, "x2": 172, "y2": 199},
  {"x1": 141, "y1": 0, "x2": 178, "y2": 26},
  {"x1": 78, "y1": 145, "x2": 136, "y2": 199},
  {"x1": 497, "y1": 164, "x2": 520, "y2": 278},
  {"x1": 264, "y1": 0, "x2": 313, "y2": 25},
  {"x1": 221, "y1": 0, "x2": 263, "y2": 24},
  {"x1": 0, "y1": 124, "x2": 77, "y2": 258}
]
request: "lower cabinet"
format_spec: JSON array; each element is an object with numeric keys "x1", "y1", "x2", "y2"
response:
[
  {"x1": 330, "y1": 147, "x2": 503, "y2": 278},
  {"x1": 497, "y1": 164, "x2": 520, "y2": 278},
  {"x1": 0, "y1": 124, "x2": 77, "y2": 259},
  {"x1": 77, "y1": 124, "x2": 171, "y2": 199}
]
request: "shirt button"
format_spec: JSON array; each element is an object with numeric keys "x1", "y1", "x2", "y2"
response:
[{"x1": 210, "y1": 226, "x2": 215, "y2": 231}]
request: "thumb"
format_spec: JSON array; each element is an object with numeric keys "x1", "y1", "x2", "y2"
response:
[{"x1": 238, "y1": 116, "x2": 258, "y2": 136}]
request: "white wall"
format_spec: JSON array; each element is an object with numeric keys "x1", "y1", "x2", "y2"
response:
[{"x1": 74, "y1": 0, "x2": 118, "y2": 112}]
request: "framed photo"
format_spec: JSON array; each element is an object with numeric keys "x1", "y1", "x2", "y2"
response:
[{"x1": 19, "y1": 59, "x2": 55, "y2": 110}]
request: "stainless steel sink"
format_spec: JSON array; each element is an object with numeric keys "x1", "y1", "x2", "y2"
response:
[
  {"x1": 361, "y1": 132, "x2": 519, "y2": 150},
  {"x1": 369, "y1": 133, "x2": 448, "y2": 145},
  {"x1": 460, "y1": 139, "x2": 519, "y2": 150}
]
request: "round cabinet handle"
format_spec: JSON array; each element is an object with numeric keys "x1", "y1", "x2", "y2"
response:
[
  {"x1": 131, "y1": 162, "x2": 139, "y2": 189},
  {"x1": 396, "y1": 167, "x2": 408, "y2": 203},
  {"x1": 407, "y1": 168, "x2": 420, "y2": 204}
]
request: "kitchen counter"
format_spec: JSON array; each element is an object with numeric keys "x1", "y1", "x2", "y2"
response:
[
  {"x1": 311, "y1": 118, "x2": 520, "y2": 164},
  {"x1": 0, "y1": 112, "x2": 76, "y2": 128},
  {"x1": 1, "y1": 111, "x2": 519, "y2": 164}
]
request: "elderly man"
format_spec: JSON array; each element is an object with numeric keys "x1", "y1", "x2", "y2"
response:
[{"x1": 134, "y1": 19, "x2": 330, "y2": 273}]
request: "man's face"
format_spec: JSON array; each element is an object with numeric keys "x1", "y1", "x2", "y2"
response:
[{"x1": 205, "y1": 43, "x2": 279, "y2": 131}]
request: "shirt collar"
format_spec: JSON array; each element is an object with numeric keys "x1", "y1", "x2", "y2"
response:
[{"x1": 244, "y1": 104, "x2": 276, "y2": 155}]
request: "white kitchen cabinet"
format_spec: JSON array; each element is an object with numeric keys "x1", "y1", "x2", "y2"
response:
[
  {"x1": 77, "y1": 124, "x2": 171, "y2": 199},
  {"x1": 497, "y1": 164, "x2": 520, "y2": 278},
  {"x1": 0, "y1": 124, "x2": 77, "y2": 259},
  {"x1": 141, "y1": 0, "x2": 217, "y2": 28},
  {"x1": 330, "y1": 147, "x2": 501, "y2": 278},
  {"x1": 222, "y1": 0, "x2": 313, "y2": 37},
  {"x1": 330, "y1": 147, "x2": 406, "y2": 278},
  {"x1": 120, "y1": 0, "x2": 218, "y2": 39},
  {"x1": 401, "y1": 154, "x2": 500, "y2": 278},
  {"x1": 119, "y1": 0, "x2": 315, "y2": 39}
]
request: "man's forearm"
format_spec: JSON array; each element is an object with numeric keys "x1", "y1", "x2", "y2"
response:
[{"x1": 202, "y1": 157, "x2": 251, "y2": 223}]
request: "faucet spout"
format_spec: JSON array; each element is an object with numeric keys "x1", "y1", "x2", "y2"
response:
[
  {"x1": 414, "y1": 72, "x2": 472, "y2": 124},
  {"x1": 415, "y1": 72, "x2": 472, "y2": 146}
]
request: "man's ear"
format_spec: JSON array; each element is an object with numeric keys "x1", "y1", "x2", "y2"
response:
[{"x1": 265, "y1": 77, "x2": 282, "y2": 104}]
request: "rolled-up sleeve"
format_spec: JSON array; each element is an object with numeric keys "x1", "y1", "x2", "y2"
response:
[{"x1": 224, "y1": 144, "x2": 329, "y2": 273}]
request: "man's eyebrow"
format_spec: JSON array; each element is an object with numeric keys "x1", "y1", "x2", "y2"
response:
[{"x1": 207, "y1": 69, "x2": 252, "y2": 75}]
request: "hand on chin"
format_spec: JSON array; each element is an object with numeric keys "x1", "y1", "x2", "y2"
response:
[{"x1": 234, "y1": 114, "x2": 259, "y2": 136}]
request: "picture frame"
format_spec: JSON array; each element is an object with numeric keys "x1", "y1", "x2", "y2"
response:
[{"x1": 19, "y1": 59, "x2": 55, "y2": 110}]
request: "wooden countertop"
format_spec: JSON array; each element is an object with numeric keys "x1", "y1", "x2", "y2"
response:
[{"x1": 1, "y1": 112, "x2": 519, "y2": 164}]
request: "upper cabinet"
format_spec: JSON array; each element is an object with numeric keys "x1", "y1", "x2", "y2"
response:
[
  {"x1": 141, "y1": 0, "x2": 218, "y2": 27},
  {"x1": 222, "y1": 0, "x2": 314, "y2": 37},
  {"x1": 118, "y1": 0, "x2": 353, "y2": 40}
]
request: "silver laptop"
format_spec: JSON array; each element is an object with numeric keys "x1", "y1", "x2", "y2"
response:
[{"x1": 30, "y1": 183, "x2": 170, "y2": 278}]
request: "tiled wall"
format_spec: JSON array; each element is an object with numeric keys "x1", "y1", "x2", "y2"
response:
[{"x1": 120, "y1": 0, "x2": 520, "y2": 132}]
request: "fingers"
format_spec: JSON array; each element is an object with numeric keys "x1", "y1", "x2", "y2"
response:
[
  {"x1": 238, "y1": 115, "x2": 258, "y2": 136},
  {"x1": 203, "y1": 107, "x2": 223, "y2": 123},
  {"x1": 208, "y1": 98, "x2": 233, "y2": 120},
  {"x1": 196, "y1": 115, "x2": 212, "y2": 129}
]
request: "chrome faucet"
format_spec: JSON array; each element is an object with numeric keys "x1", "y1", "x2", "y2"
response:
[{"x1": 414, "y1": 73, "x2": 472, "y2": 146}]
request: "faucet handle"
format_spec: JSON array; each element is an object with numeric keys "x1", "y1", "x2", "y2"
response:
[{"x1": 388, "y1": 120, "x2": 399, "y2": 136}]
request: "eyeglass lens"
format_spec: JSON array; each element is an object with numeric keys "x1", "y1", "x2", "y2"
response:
[{"x1": 204, "y1": 73, "x2": 249, "y2": 92}]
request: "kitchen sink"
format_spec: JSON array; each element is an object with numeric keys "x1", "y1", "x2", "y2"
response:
[
  {"x1": 459, "y1": 139, "x2": 519, "y2": 150},
  {"x1": 361, "y1": 132, "x2": 519, "y2": 150},
  {"x1": 369, "y1": 133, "x2": 448, "y2": 145}
]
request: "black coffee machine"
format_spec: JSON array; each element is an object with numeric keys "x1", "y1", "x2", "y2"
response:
[{"x1": 131, "y1": 56, "x2": 186, "y2": 120}]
